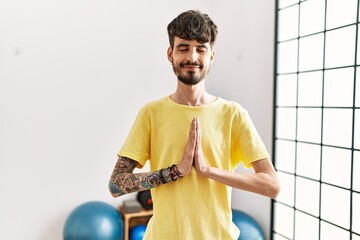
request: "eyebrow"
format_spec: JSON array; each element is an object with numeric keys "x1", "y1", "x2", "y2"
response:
[
  {"x1": 175, "y1": 43, "x2": 190, "y2": 48},
  {"x1": 175, "y1": 43, "x2": 209, "y2": 49}
]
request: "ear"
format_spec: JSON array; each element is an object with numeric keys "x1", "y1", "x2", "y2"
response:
[
  {"x1": 167, "y1": 47, "x2": 173, "y2": 63},
  {"x1": 210, "y1": 49, "x2": 215, "y2": 63}
]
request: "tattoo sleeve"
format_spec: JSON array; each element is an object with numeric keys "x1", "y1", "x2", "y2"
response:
[{"x1": 109, "y1": 156, "x2": 178, "y2": 197}]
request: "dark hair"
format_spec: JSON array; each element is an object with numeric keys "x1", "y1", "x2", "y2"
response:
[{"x1": 167, "y1": 10, "x2": 218, "y2": 49}]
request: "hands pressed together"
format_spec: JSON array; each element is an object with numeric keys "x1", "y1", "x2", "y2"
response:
[{"x1": 177, "y1": 117, "x2": 210, "y2": 177}]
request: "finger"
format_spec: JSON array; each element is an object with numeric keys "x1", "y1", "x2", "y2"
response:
[
  {"x1": 187, "y1": 118, "x2": 197, "y2": 149},
  {"x1": 192, "y1": 117, "x2": 197, "y2": 131},
  {"x1": 194, "y1": 117, "x2": 200, "y2": 132},
  {"x1": 194, "y1": 117, "x2": 201, "y2": 141},
  {"x1": 194, "y1": 117, "x2": 200, "y2": 144},
  {"x1": 188, "y1": 118, "x2": 196, "y2": 137},
  {"x1": 192, "y1": 118, "x2": 197, "y2": 139},
  {"x1": 195, "y1": 116, "x2": 199, "y2": 130}
]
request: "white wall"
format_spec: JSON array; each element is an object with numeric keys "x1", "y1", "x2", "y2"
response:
[{"x1": 0, "y1": 1, "x2": 275, "y2": 239}]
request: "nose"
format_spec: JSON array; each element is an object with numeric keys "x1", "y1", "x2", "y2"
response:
[{"x1": 186, "y1": 48, "x2": 199, "y2": 63}]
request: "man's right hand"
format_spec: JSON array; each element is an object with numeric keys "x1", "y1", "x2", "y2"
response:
[{"x1": 177, "y1": 117, "x2": 197, "y2": 176}]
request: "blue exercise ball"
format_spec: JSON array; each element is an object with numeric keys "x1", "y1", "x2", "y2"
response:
[
  {"x1": 63, "y1": 201, "x2": 124, "y2": 240},
  {"x1": 232, "y1": 209, "x2": 265, "y2": 240},
  {"x1": 129, "y1": 224, "x2": 146, "y2": 240}
]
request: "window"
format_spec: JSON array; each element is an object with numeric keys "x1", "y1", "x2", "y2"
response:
[{"x1": 273, "y1": 0, "x2": 360, "y2": 239}]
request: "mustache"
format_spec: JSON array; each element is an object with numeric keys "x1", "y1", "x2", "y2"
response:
[{"x1": 179, "y1": 61, "x2": 203, "y2": 68}]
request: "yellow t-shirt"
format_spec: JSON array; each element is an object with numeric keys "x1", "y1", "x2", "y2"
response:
[{"x1": 118, "y1": 96, "x2": 269, "y2": 240}]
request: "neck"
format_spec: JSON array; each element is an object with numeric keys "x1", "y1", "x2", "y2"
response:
[{"x1": 170, "y1": 80, "x2": 216, "y2": 106}]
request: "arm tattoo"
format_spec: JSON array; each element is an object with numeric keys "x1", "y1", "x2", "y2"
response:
[{"x1": 109, "y1": 156, "x2": 175, "y2": 197}]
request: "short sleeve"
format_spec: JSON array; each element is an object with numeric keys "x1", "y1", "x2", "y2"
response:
[
  {"x1": 117, "y1": 106, "x2": 151, "y2": 168},
  {"x1": 231, "y1": 106, "x2": 270, "y2": 169}
]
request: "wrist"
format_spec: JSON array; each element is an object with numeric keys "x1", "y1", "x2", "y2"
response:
[
  {"x1": 177, "y1": 162, "x2": 192, "y2": 176},
  {"x1": 172, "y1": 164, "x2": 184, "y2": 178},
  {"x1": 160, "y1": 168, "x2": 172, "y2": 183},
  {"x1": 198, "y1": 165, "x2": 211, "y2": 177}
]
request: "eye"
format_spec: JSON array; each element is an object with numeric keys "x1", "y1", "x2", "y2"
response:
[
  {"x1": 197, "y1": 47, "x2": 207, "y2": 53},
  {"x1": 179, "y1": 48, "x2": 188, "y2": 52}
]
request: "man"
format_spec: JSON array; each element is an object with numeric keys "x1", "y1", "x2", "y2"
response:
[{"x1": 109, "y1": 10, "x2": 280, "y2": 239}]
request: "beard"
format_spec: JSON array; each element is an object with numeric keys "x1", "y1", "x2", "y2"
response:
[{"x1": 172, "y1": 61, "x2": 210, "y2": 85}]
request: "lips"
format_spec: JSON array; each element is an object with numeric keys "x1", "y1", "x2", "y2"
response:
[
  {"x1": 183, "y1": 65, "x2": 200, "y2": 70},
  {"x1": 180, "y1": 62, "x2": 202, "y2": 69}
]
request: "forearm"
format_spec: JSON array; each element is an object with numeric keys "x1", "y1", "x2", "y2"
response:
[
  {"x1": 109, "y1": 170, "x2": 167, "y2": 197},
  {"x1": 203, "y1": 166, "x2": 280, "y2": 199},
  {"x1": 109, "y1": 156, "x2": 183, "y2": 198}
]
